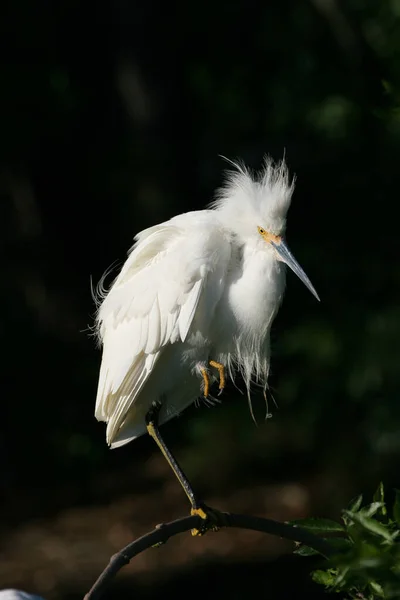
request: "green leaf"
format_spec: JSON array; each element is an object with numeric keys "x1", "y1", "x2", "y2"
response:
[
  {"x1": 373, "y1": 481, "x2": 385, "y2": 504},
  {"x1": 357, "y1": 555, "x2": 384, "y2": 569},
  {"x1": 361, "y1": 502, "x2": 385, "y2": 518},
  {"x1": 393, "y1": 490, "x2": 400, "y2": 526},
  {"x1": 332, "y1": 565, "x2": 350, "y2": 588},
  {"x1": 373, "y1": 482, "x2": 387, "y2": 516},
  {"x1": 312, "y1": 569, "x2": 336, "y2": 587},
  {"x1": 294, "y1": 544, "x2": 320, "y2": 556},
  {"x1": 369, "y1": 580, "x2": 385, "y2": 597},
  {"x1": 348, "y1": 494, "x2": 363, "y2": 513},
  {"x1": 344, "y1": 510, "x2": 394, "y2": 542},
  {"x1": 289, "y1": 517, "x2": 345, "y2": 533}
]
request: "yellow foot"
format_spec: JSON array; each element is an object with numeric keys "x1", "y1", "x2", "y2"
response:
[
  {"x1": 190, "y1": 505, "x2": 222, "y2": 536},
  {"x1": 200, "y1": 367, "x2": 210, "y2": 398},
  {"x1": 209, "y1": 360, "x2": 226, "y2": 396}
]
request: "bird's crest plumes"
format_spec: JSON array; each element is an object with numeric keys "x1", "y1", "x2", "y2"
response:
[{"x1": 210, "y1": 155, "x2": 295, "y2": 236}]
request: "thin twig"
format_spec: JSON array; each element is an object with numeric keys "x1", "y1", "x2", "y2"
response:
[{"x1": 84, "y1": 510, "x2": 336, "y2": 600}]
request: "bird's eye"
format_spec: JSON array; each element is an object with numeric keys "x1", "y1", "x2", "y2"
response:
[{"x1": 258, "y1": 226, "x2": 266, "y2": 235}]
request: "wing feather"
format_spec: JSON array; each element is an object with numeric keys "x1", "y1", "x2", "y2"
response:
[
  {"x1": 145, "y1": 297, "x2": 161, "y2": 353},
  {"x1": 105, "y1": 352, "x2": 159, "y2": 442},
  {"x1": 178, "y1": 278, "x2": 203, "y2": 342},
  {"x1": 95, "y1": 214, "x2": 231, "y2": 444}
]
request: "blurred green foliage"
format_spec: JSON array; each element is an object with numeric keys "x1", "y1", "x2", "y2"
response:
[{"x1": 294, "y1": 484, "x2": 400, "y2": 599}]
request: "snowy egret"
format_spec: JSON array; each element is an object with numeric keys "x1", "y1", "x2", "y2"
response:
[
  {"x1": 0, "y1": 591, "x2": 45, "y2": 600},
  {"x1": 94, "y1": 156, "x2": 319, "y2": 529}
]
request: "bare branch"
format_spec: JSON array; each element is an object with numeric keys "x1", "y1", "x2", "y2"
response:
[{"x1": 84, "y1": 510, "x2": 336, "y2": 600}]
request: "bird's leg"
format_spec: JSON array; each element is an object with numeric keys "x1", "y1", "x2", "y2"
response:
[
  {"x1": 145, "y1": 401, "x2": 215, "y2": 536},
  {"x1": 200, "y1": 367, "x2": 211, "y2": 398},
  {"x1": 209, "y1": 360, "x2": 226, "y2": 396}
]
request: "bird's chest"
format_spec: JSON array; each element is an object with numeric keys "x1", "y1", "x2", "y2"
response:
[{"x1": 214, "y1": 248, "x2": 285, "y2": 344}]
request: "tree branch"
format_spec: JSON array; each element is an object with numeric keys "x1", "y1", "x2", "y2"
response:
[{"x1": 84, "y1": 510, "x2": 336, "y2": 600}]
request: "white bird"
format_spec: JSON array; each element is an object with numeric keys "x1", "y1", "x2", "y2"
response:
[
  {"x1": 0, "y1": 591, "x2": 44, "y2": 600},
  {"x1": 94, "y1": 156, "x2": 319, "y2": 525}
]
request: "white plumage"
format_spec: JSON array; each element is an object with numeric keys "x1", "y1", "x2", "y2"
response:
[
  {"x1": 95, "y1": 157, "x2": 318, "y2": 448},
  {"x1": 0, "y1": 591, "x2": 44, "y2": 600}
]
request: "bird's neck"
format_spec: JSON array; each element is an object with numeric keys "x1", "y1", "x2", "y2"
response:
[{"x1": 232, "y1": 244, "x2": 286, "y2": 334}]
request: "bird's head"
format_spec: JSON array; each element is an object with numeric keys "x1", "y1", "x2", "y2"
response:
[{"x1": 211, "y1": 156, "x2": 319, "y2": 300}]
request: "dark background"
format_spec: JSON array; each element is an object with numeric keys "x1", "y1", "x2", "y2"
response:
[{"x1": 1, "y1": 0, "x2": 400, "y2": 598}]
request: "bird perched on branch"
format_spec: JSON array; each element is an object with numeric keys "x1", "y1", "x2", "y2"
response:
[{"x1": 94, "y1": 156, "x2": 319, "y2": 531}]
